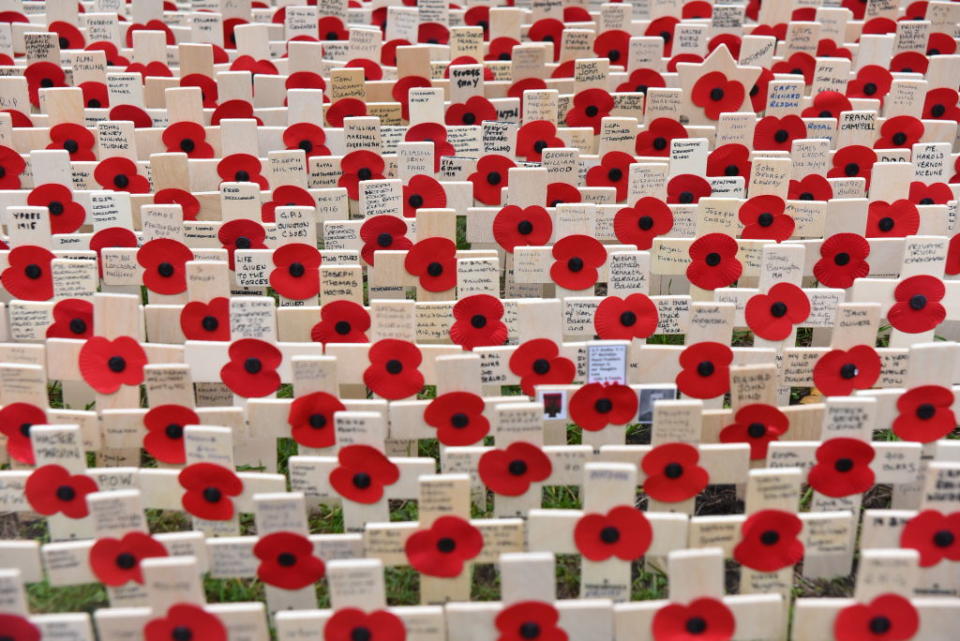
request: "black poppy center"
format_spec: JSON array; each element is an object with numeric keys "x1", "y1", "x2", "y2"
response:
[
  {"x1": 635, "y1": 84, "x2": 649, "y2": 94},
  {"x1": 909, "y1": 294, "x2": 927, "y2": 310},
  {"x1": 376, "y1": 232, "x2": 393, "y2": 248},
  {"x1": 235, "y1": 236, "x2": 252, "y2": 249},
  {"x1": 486, "y1": 171, "x2": 502, "y2": 185},
  {"x1": 594, "y1": 398, "x2": 613, "y2": 414},
  {"x1": 892, "y1": 132, "x2": 907, "y2": 146},
  {"x1": 920, "y1": 198, "x2": 935, "y2": 205},
  {"x1": 532, "y1": 358, "x2": 550, "y2": 375},
  {"x1": 351, "y1": 627, "x2": 372, "y2": 641},
  {"x1": 519, "y1": 622, "x2": 540, "y2": 639},
  {"x1": 108, "y1": 356, "x2": 126, "y2": 372},
  {"x1": 517, "y1": 220, "x2": 534, "y2": 235},
  {"x1": 567, "y1": 257, "x2": 584, "y2": 273},
  {"x1": 664, "y1": 462, "x2": 683, "y2": 479},
  {"x1": 298, "y1": 139, "x2": 313, "y2": 153},
  {"x1": 172, "y1": 626, "x2": 193, "y2": 641},
  {"x1": 679, "y1": 191, "x2": 695, "y2": 204},
  {"x1": 819, "y1": 110, "x2": 833, "y2": 118},
  {"x1": 352, "y1": 472, "x2": 372, "y2": 489},
  {"x1": 750, "y1": 84, "x2": 759, "y2": 97},
  {"x1": 607, "y1": 168, "x2": 623, "y2": 182},
  {"x1": 203, "y1": 487, "x2": 222, "y2": 502},
  {"x1": 408, "y1": 194, "x2": 424, "y2": 208},
  {"x1": 327, "y1": 31, "x2": 341, "y2": 40},
  {"x1": 869, "y1": 616, "x2": 891, "y2": 635},
  {"x1": 499, "y1": 53, "x2": 510, "y2": 60},
  {"x1": 607, "y1": 49, "x2": 621, "y2": 62},
  {"x1": 56, "y1": 485, "x2": 76, "y2": 501},
  {"x1": 709, "y1": 87, "x2": 724, "y2": 101},
  {"x1": 790, "y1": 68, "x2": 803, "y2": 76},
  {"x1": 840, "y1": 363, "x2": 858, "y2": 379},
  {"x1": 757, "y1": 213, "x2": 774, "y2": 227},
  {"x1": 450, "y1": 413, "x2": 470, "y2": 429},
  {"x1": 705, "y1": 252, "x2": 722, "y2": 267},
  {"x1": 309, "y1": 413, "x2": 327, "y2": 429},
  {"x1": 585, "y1": 106, "x2": 599, "y2": 117},
  {"x1": 334, "y1": 320, "x2": 352, "y2": 336},
  {"x1": 165, "y1": 423, "x2": 184, "y2": 439},
  {"x1": 770, "y1": 302, "x2": 788, "y2": 318},
  {"x1": 201, "y1": 316, "x2": 219, "y2": 332},
  {"x1": 933, "y1": 530, "x2": 955, "y2": 547},
  {"x1": 426, "y1": 262, "x2": 444, "y2": 277},
  {"x1": 600, "y1": 526, "x2": 620, "y2": 543},
  {"x1": 685, "y1": 616, "x2": 707, "y2": 634},
  {"x1": 637, "y1": 215, "x2": 654, "y2": 230},
  {"x1": 834, "y1": 457, "x2": 854, "y2": 472},
  {"x1": 916, "y1": 403, "x2": 936, "y2": 420},
  {"x1": 113, "y1": 174, "x2": 129, "y2": 188},
  {"x1": 179, "y1": 139, "x2": 196, "y2": 153},
  {"x1": 862, "y1": 82, "x2": 878, "y2": 96},
  {"x1": 747, "y1": 422, "x2": 766, "y2": 438},
  {"x1": 725, "y1": 164, "x2": 739, "y2": 176},
  {"x1": 115, "y1": 552, "x2": 137, "y2": 569},
  {"x1": 932, "y1": 104, "x2": 946, "y2": 118},
  {"x1": 24, "y1": 264, "x2": 42, "y2": 279},
  {"x1": 508, "y1": 460, "x2": 527, "y2": 476},
  {"x1": 470, "y1": 314, "x2": 487, "y2": 329},
  {"x1": 437, "y1": 537, "x2": 456, "y2": 553},
  {"x1": 357, "y1": 168, "x2": 372, "y2": 181},
  {"x1": 276, "y1": 552, "x2": 297, "y2": 567},
  {"x1": 774, "y1": 129, "x2": 789, "y2": 143},
  {"x1": 157, "y1": 262, "x2": 174, "y2": 277},
  {"x1": 386, "y1": 359, "x2": 403, "y2": 374},
  {"x1": 235, "y1": 170, "x2": 250, "y2": 181},
  {"x1": 461, "y1": 112, "x2": 476, "y2": 125},
  {"x1": 620, "y1": 311, "x2": 637, "y2": 326},
  {"x1": 834, "y1": 252, "x2": 850, "y2": 266},
  {"x1": 878, "y1": 217, "x2": 895, "y2": 232},
  {"x1": 799, "y1": 192, "x2": 814, "y2": 200},
  {"x1": 760, "y1": 530, "x2": 780, "y2": 546},
  {"x1": 48, "y1": 201, "x2": 64, "y2": 215},
  {"x1": 697, "y1": 361, "x2": 715, "y2": 377},
  {"x1": 19, "y1": 423, "x2": 31, "y2": 437},
  {"x1": 844, "y1": 163, "x2": 859, "y2": 177},
  {"x1": 40, "y1": 78, "x2": 54, "y2": 88},
  {"x1": 660, "y1": 32, "x2": 672, "y2": 43},
  {"x1": 653, "y1": 136, "x2": 668, "y2": 151},
  {"x1": 929, "y1": 48, "x2": 941, "y2": 56},
  {"x1": 63, "y1": 139, "x2": 79, "y2": 153},
  {"x1": 288, "y1": 262, "x2": 305, "y2": 278},
  {"x1": 533, "y1": 140, "x2": 548, "y2": 153},
  {"x1": 244, "y1": 357, "x2": 262, "y2": 374}
]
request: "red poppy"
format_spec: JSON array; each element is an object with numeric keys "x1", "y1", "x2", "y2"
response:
[
  {"x1": 839, "y1": 0, "x2": 867, "y2": 19},
  {"x1": 217, "y1": 153, "x2": 269, "y2": 189},
  {"x1": 1, "y1": 109, "x2": 31, "y2": 127},
  {"x1": 594, "y1": 294, "x2": 659, "y2": 341},
  {"x1": 150, "y1": 189, "x2": 198, "y2": 222},
  {"x1": 612, "y1": 197, "x2": 672, "y2": 250},
  {"x1": 359, "y1": 215, "x2": 412, "y2": 266},
  {"x1": 444, "y1": 57, "x2": 494, "y2": 81},
  {"x1": 834, "y1": 594, "x2": 919, "y2": 641},
  {"x1": 404, "y1": 237, "x2": 456, "y2": 292},
  {"x1": 463, "y1": 5, "x2": 490, "y2": 38},
  {"x1": 900, "y1": 510, "x2": 960, "y2": 567},
  {"x1": 816, "y1": 39, "x2": 853, "y2": 59},
  {"x1": 422, "y1": 391, "x2": 487, "y2": 445},
  {"x1": 928, "y1": 31, "x2": 958, "y2": 56},
  {"x1": 692, "y1": 72, "x2": 744, "y2": 120},
  {"x1": 645, "y1": 16, "x2": 680, "y2": 56},
  {"x1": 211, "y1": 99, "x2": 262, "y2": 126},
  {"x1": 889, "y1": 51, "x2": 929, "y2": 75},
  {"x1": 807, "y1": 438, "x2": 875, "y2": 498},
  {"x1": 220, "y1": 339, "x2": 282, "y2": 398},
  {"x1": 86, "y1": 40, "x2": 129, "y2": 66},
  {"x1": 324, "y1": 608, "x2": 406, "y2": 641},
  {"x1": 720, "y1": 404, "x2": 789, "y2": 460},
  {"x1": 477, "y1": 441, "x2": 552, "y2": 497},
  {"x1": 143, "y1": 404, "x2": 200, "y2": 464},
  {"x1": 587, "y1": 151, "x2": 633, "y2": 200},
  {"x1": 566, "y1": 88, "x2": 613, "y2": 134},
  {"x1": 814, "y1": 233, "x2": 870, "y2": 288},
  {"x1": 403, "y1": 174, "x2": 446, "y2": 218},
  {"x1": 652, "y1": 598, "x2": 734, "y2": 641},
  {"x1": 490, "y1": 205, "x2": 551, "y2": 254},
  {"x1": 950, "y1": 234, "x2": 960, "y2": 275},
  {"x1": 789, "y1": 174, "x2": 833, "y2": 201},
  {"x1": 528, "y1": 18, "x2": 564, "y2": 60},
  {"x1": 219, "y1": 218, "x2": 267, "y2": 270},
  {"x1": 180, "y1": 73, "x2": 218, "y2": 107},
  {"x1": 847, "y1": 65, "x2": 893, "y2": 102},
  {"x1": 25, "y1": 464, "x2": 98, "y2": 518},
  {"x1": 416, "y1": 21, "x2": 448, "y2": 44},
  {"x1": 363, "y1": 339, "x2": 423, "y2": 400},
  {"x1": 635, "y1": 119, "x2": 687, "y2": 157},
  {"x1": 144, "y1": 604, "x2": 226, "y2": 641},
  {"x1": 450, "y1": 295, "x2": 507, "y2": 350},
  {"x1": 342, "y1": 58, "x2": 382, "y2": 82},
  {"x1": 686, "y1": 233, "x2": 741, "y2": 291},
  {"x1": 325, "y1": 98, "x2": 367, "y2": 127},
  {"x1": 642, "y1": 442, "x2": 709, "y2": 503},
  {"x1": 126, "y1": 61, "x2": 173, "y2": 78},
  {"x1": 90, "y1": 227, "x2": 138, "y2": 278},
  {"x1": 391, "y1": 75, "x2": 432, "y2": 121},
  {"x1": 443, "y1": 95, "x2": 496, "y2": 128},
  {"x1": 79, "y1": 335, "x2": 148, "y2": 394},
  {"x1": 550, "y1": 234, "x2": 607, "y2": 290},
  {"x1": 753, "y1": 115, "x2": 805, "y2": 152},
  {"x1": 90, "y1": 531, "x2": 167, "y2": 586},
  {"x1": 485, "y1": 36, "x2": 519, "y2": 61},
  {"x1": 79, "y1": 81, "x2": 108, "y2": 108},
  {"x1": 405, "y1": 515, "x2": 483, "y2": 577},
  {"x1": 903, "y1": 1, "x2": 929, "y2": 19},
  {"x1": 46, "y1": 298, "x2": 94, "y2": 340},
  {"x1": 515, "y1": 120, "x2": 562, "y2": 162},
  {"x1": 875, "y1": 116, "x2": 924, "y2": 150},
  {"x1": 676, "y1": 341, "x2": 732, "y2": 399},
  {"x1": 0, "y1": 615, "x2": 39, "y2": 641},
  {"x1": 739, "y1": 195, "x2": 793, "y2": 241},
  {"x1": 24, "y1": 61, "x2": 66, "y2": 106},
  {"x1": 707, "y1": 144, "x2": 751, "y2": 180},
  {"x1": 507, "y1": 78, "x2": 549, "y2": 112},
  {"x1": 667, "y1": 174, "x2": 712, "y2": 205},
  {"x1": 546, "y1": 182, "x2": 582, "y2": 208},
  {"x1": 593, "y1": 29, "x2": 630, "y2": 65},
  {"x1": 281, "y1": 122, "x2": 329, "y2": 158},
  {"x1": 94, "y1": 157, "x2": 150, "y2": 193},
  {"x1": 405, "y1": 122, "x2": 456, "y2": 172},
  {"x1": 125, "y1": 19, "x2": 175, "y2": 46},
  {"x1": 109, "y1": 104, "x2": 154, "y2": 129},
  {"x1": 287, "y1": 390, "x2": 345, "y2": 449},
  {"x1": 828, "y1": 145, "x2": 877, "y2": 186},
  {"x1": 25, "y1": 183, "x2": 84, "y2": 234},
  {"x1": 509, "y1": 339, "x2": 576, "y2": 396},
  {"x1": 46, "y1": 124, "x2": 92, "y2": 163},
  {"x1": 572, "y1": 506, "x2": 652, "y2": 562},
  {"x1": 495, "y1": 602, "x2": 567, "y2": 641},
  {"x1": 269, "y1": 243, "x2": 321, "y2": 300},
  {"x1": 860, "y1": 16, "x2": 897, "y2": 35},
  {"x1": 802, "y1": 92, "x2": 852, "y2": 121},
  {"x1": 813, "y1": 345, "x2": 882, "y2": 397},
  {"x1": 891, "y1": 385, "x2": 956, "y2": 443},
  {"x1": 285, "y1": 71, "x2": 325, "y2": 93},
  {"x1": 752, "y1": 23, "x2": 788, "y2": 40},
  {"x1": 329, "y1": 444, "x2": 400, "y2": 504},
  {"x1": 771, "y1": 52, "x2": 816, "y2": 85},
  {"x1": 1, "y1": 245, "x2": 53, "y2": 301},
  {"x1": 666, "y1": 53, "x2": 704, "y2": 73},
  {"x1": 887, "y1": 275, "x2": 946, "y2": 333},
  {"x1": 253, "y1": 531, "x2": 325, "y2": 589},
  {"x1": 138, "y1": 238, "x2": 194, "y2": 295},
  {"x1": 0, "y1": 402, "x2": 46, "y2": 464},
  {"x1": 311, "y1": 301, "x2": 369, "y2": 345},
  {"x1": 468, "y1": 154, "x2": 516, "y2": 205},
  {"x1": 339, "y1": 150, "x2": 385, "y2": 200},
  {"x1": 616, "y1": 68, "x2": 666, "y2": 94},
  {"x1": 749, "y1": 66, "x2": 774, "y2": 112},
  {"x1": 745, "y1": 283, "x2": 810, "y2": 340},
  {"x1": 733, "y1": 509, "x2": 803, "y2": 572},
  {"x1": 178, "y1": 462, "x2": 244, "y2": 520},
  {"x1": 569, "y1": 383, "x2": 638, "y2": 431},
  {"x1": 909, "y1": 181, "x2": 954, "y2": 206},
  {"x1": 683, "y1": 0, "x2": 713, "y2": 17},
  {"x1": 707, "y1": 34, "x2": 741, "y2": 59}
]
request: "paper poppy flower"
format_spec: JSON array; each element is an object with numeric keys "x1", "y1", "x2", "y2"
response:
[
  {"x1": 325, "y1": 98, "x2": 367, "y2": 127},
  {"x1": 310, "y1": 301, "x2": 370, "y2": 345},
  {"x1": 0, "y1": 614, "x2": 39, "y2": 641},
  {"x1": 25, "y1": 464, "x2": 97, "y2": 518},
  {"x1": 269, "y1": 243, "x2": 321, "y2": 300},
  {"x1": 816, "y1": 38, "x2": 852, "y2": 59},
  {"x1": 79, "y1": 81, "x2": 109, "y2": 108},
  {"x1": 720, "y1": 404, "x2": 789, "y2": 460},
  {"x1": 364, "y1": 339, "x2": 423, "y2": 399},
  {"x1": 137, "y1": 238, "x2": 193, "y2": 295},
  {"x1": 219, "y1": 218, "x2": 267, "y2": 270},
  {"x1": 888, "y1": 275, "x2": 945, "y2": 333},
  {"x1": 90, "y1": 531, "x2": 167, "y2": 586},
  {"x1": 324, "y1": 608, "x2": 406, "y2": 641},
  {"x1": 613, "y1": 197, "x2": 672, "y2": 250},
  {"x1": 90, "y1": 227, "x2": 137, "y2": 278},
  {"x1": 316, "y1": 15, "x2": 348, "y2": 40},
  {"x1": 733, "y1": 509, "x2": 804, "y2": 572},
  {"x1": 282, "y1": 122, "x2": 329, "y2": 158},
  {"x1": 828, "y1": 145, "x2": 877, "y2": 186},
  {"x1": 450, "y1": 295, "x2": 507, "y2": 350},
  {"x1": 346, "y1": 58, "x2": 383, "y2": 82},
  {"x1": 950, "y1": 234, "x2": 960, "y2": 275},
  {"x1": 286, "y1": 390, "x2": 345, "y2": 449},
  {"x1": 24, "y1": 61, "x2": 66, "y2": 106},
  {"x1": 528, "y1": 18, "x2": 564, "y2": 60},
  {"x1": 253, "y1": 531, "x2": 325, "y2": 590},
  {"x1": 550, "y1": 234, "x2": 607, "y2": 290},
  {"x1": 890, "y1": 50, "x2": 929, "y2": 75},
  {"x1": 180, "y1": 73, "x2": 218, "y2": 107},
  {"x1": 24, "y1": 183, "x2": 84, "y2": 235},
  {"x1": 217, "y1": 153, "x2": 269, "y2": 189},
  {"x1": 126, "y1": 60, "x2": 173, "y2": 78},
  {"x1": 405, "y1": 237, "x2": 457, "y2": 292},
  {"x1": 86, "y1": 40, "x2": 129, "y2": 66},
  {"x1": 812, "y1": 345, "x2": 882, "y2": 397},
  {"x1": 359, "y1": 215, "x2": 412, "y2": 266},
  {"x1": 645, "y1": 16, "x2": 679, "y2": 56},
  {"x1": 0, "y1": 402, "x2": 46, "y2": 464},
  {"x1": 686, "y1": 233, "x2": 741, "y2": 291},
  {"x1": 285, "y1": 71, "x2": 325, "y2": 94},
  {"x1": 445, "y1": 95, "x2": 497, "y2": 127},
  {"x1": 47, "y1": 20, "x2": 85, "y2": 49},
  {"x1": 463, "y1": 5, "x2": 490, "y2": 38},
  {"x1": 78, "y1": 336, "x2": 148, "y2": 394},
  {"x1": 745, "y1": 283, "x2": 810, "y2": 340},
  {"x1": 909, "y1": 181, "x2": 953, "y2": 205},
  {"x1": 424, "y1": 391, "x2": 489, "y2": 446},
  {"x1": 509, "y1": 339, "x2": 576, "y2": 396},
  {"x1": 507, "y1": 78, "x2": 549, "y2": 111},
  {"x1": 789, "y1": 174, "x2": 833, "y2": 201},
  {"x1": 515, "y1": 120, "x2": 563, "y2": 162},
  {"x1": 752, "y1": 22, "x2": 788, "y2": 40},
  {"x1": 125, "y1": 19, "x2": 175, "y2": 46},
  {"x1": 144, "y1": 604, "x2": 226, "y2": 641},
  {"x1": 814, "y1": 233, "x2": 870, "y2": 288},
  {"x1": 230, "y1": 55, "x2": 278, "y2": 77},
  {"x1": 178, "y1": 462, "x2": 244, "y2": 521},
  {"x1": 391, "y1": 75, "x2": 432, "y2": 120},
  {"x1": 594, "y1": 294, "x2": 658, "y2": 340},
  {"x1": 875, "y1": 116, "x2": 924, "y2": 150},
  {"x1": 847, "y1": 65, "x2": 893, "y2": 102},
  {"x1": 652, "y1": 598, "x2": 734, "y2": 641},
  {"x1": 143, "y1": 404, "x2": 199, "y2": 464},
  {"x1": 666, "y1": 53, "x2": 704, "y2": 72},
  {"x1": 802, "y1": 90, "x2": 852, "y2": 119},
  {"x1": 643, "y1": 442, "x2": 709, "y2": 502},
  {"x1": 927, "y1": 31, "x2": 957, "y2": 56},
  {"x1": 769, "y1": 51, "x2": 815, "y2": 84},
  {"x1": 495, "y1": 602, "x2": 567, "y2": 641},
  {"x1": 566, "y1": 88, "x2": 613, "y2": 134},
  {"x1": 748, "y1": 66, "x2": 774, "y2": 113},
  {"x1": 839, "y1": 0, "x2": 867, "y2": 19},
  {"x1": 584, "y1": 151, "x2": 632, "y2": 200},
  {"x1": 492, "y1": 204, "x2": 553, "y2": 252},
  {"x1": 635, "y1": 118, "x2": 687, "y2": 157},
  {"x1": 707, "y1": 144, "x2": 751, "y2": 180},
  {"x1": 47, "y1": 123, "x2": 96, "y2": 161},
  {"x1": 0, "y1": 145, "x2": 25, "y2": 189},
  {"x1": 211, "y1": 99, "x2": 262, "y2": 125},
  {"x1": 834, "y1": 594, "x2": 919, "y2": 641},
  {"x1": 405, "y1": 122, "x2": 455, "y2": 172},
  {"x1": 900, "y1": 510, "x2": 960, "y2": 567},
  {"x1": 329, "y1": 444, "x2": 400, "y2": 504},
  {"x1": 707, "y1": 33, "x2": 740, "y2": 59},
  {"x1": 154, "y1": 188, "x2": 200, "y2": 221},
  {"x1": 807, "y1": 438, "x2": 875, "y2": 498},
  {"x1": 616, "y1": 68, "x2": 666, "y2": 94},
  {"x1": 478, "y1": 441, "x2": 551, "y2": 497},
  {"x1": 339, "y1": 150, "x2": 385, "y2": 200},
  {"x1": 486, "y1": 36, "x2": 519, "y2": 61},
  {"x1": 892, "y1": 385, "x2": 956, "y2": 443},
  {"x1": 574, "y1": 506, "x2": 651, "y2": 562},
  {"x1": 94, "y1": 157, "x2": 150, "y2": 193},
  {"x1": 45, "y1": 298, "x2": 93, "y2": 341},
  {"x1": 569, "y1": 383, "x2": 638, "y2": 431},
  {"x1": 546, "y1": 182, "x2": 582, "y2": 208},
  {"x1": 667, "y1": 174, "x2": 712, "y2": 205},
  {"x1": 109, "y1": 104, "x2": 153, "y2": 129},
  {"x1": 405, "y1": 515, "x2": 482, "y2": 577},
  {"x1": 220, "y1": 339, "x2": 282, "y2": 398},
  {"x1": 692, "y1": 72, "x2": 744, "y2": 120},
  {"x1": 676, "y1": 341, "x2": 732, "y2": 399},
  {"x1": 594, "y1": 29, "x2": 630, "y2": 64},
  {"x1": 739, "y1": 195, "x2": 793, "y2": 241},
  {"x1": 753, "y1": 115, "x2": 806, "y2": 152},
  {"x1": 403, "y1": 174, "x2": 446, "y2": 218},
  {"x1": 417, "y1": 21, "x2": 448, "y2": 44}
]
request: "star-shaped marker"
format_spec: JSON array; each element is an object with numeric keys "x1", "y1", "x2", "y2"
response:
[{"x1": 676, "y1": 45, "x2": 763, "y2": 125}]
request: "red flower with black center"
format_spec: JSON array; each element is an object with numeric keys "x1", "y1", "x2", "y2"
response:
[
  {"x1": 493, "y1": 205, "x2": 553, "y2": 253},
  {"x1": 892, "y1": 385, "x2": 956, "y2": 443},
  {"x1": 594, "y1": 29, "x2": 630, "y2": 65},
  {"x1": 254, "y1": 531, "x2": 325, "y2": 589},
  {"x1": 109, "y1": 104, "x2": 154, "y2": 128},
  {"x1": 753, "y1": 115, "x2": 806, "y2": 152},
  {"x1": 86, "y1": 40, "x2": 130, "y2": 66},
  {"x1": 392, "y1": 75, "x2": 432, "y2": 120},
  {"x1": 516, "y1": 120, "x2": 563, "y2": 162},
  {"x1": 888, "y1": 275, "x2": 945, "y2": 333},
  {"x1": 569, "y1": 383, "x2": 638, "y2": 431},
  {"x1": 903, "y1": 0, "x2": 929, "y2": 19},
  {"x1": 667, "y1": 174, "x2": 712, "y2": 205},
  {"x1": 510, "y1": 339, "x2": 576, "y2": 396},
  {"x1": 686, "y1": 233, "x2": 741, "y2": 291},
  {"x1": 445, "y1": 95, "x2": 497, "y2": 127},
  {"x1": 745, "y1": 283, "x2": 810, "y2": 340},
  {"x1": 311, "y1": 301, "x2": 369, "y2": 345},
  {"x1": 79, "y1": 336, "x2": 148, "y2": 394},
  {"x1": 507, "y1": 78, "x2": 549, "y2": 110},
  {"x1": 144, "y1": 404, "x2": 200, "y2": 464},
  {"x1": 364, "y1": 339, "x2": 423, "y2": 399},
  {"x1": 0, "y1": 402, "x2": 46, "y2": 464},
  {"x1": 405, "y1": 122, "x2": 456, "y2": 172},
  {"x1": 339, "y1": 150, "x2": 385, "y2": 200},
  {"x1": 900, "y1": 510, "x2": 960, "y2": 567},
  {"x1": 692, "y1": 72, "x2": 744, "y2": 120},
  {"x1": 707, "y1": 144, "x2": 751, "y2": 180},
  {"x1": 403, "y1": 174, "x2": 446, "y2": 218},
  {"x1": 25, "y1": 61, "x2": 66, "y2": 106},
  {"x1": 405, "y1": 515, "x2": 483, "y2": 577},
  {"x1": 486, "y1": 37, "x2": 519, "y2": 61},
  {"x1": 405, "y1": 237, "x2": 456, "y2": 292},
  {"x1": 550, "y1": 234, "x2": 607, "y2": 290},
  {"x1": 817, "y1": 39, "x2": 853, "y2": 59},
  {"x1": 425, "y1": 391, "x2": 490, "y2": 446},
  {"x1": 733, "y1": 509, "x2": 804, "y2": 572},
  {"x1": 178, "y1": 462, "x2": 243, "y2": 520},
  {"x1": 739, "y1": 194, "x2": 793, "y2": 241},
  {"x1": 478, "y1": 442, "x2": 552, "y2": 497},
  {"x1": 684, "y1": 0, "x2": 713, "y2": 17},
  {"x1": 676, "y1": 341, "x2": 732, "y2": 399},
  {"x1": 814, "y1": 233, "x2": 870, "y2": 288},
  {"x1": 574, "y1": 506, "x2": 651, "y2": 561},
  {"x1": 469, "y1": 154, "x2": 516, "y2": 205},
  {"x1": 828, "y1": 145, "x2": 877, "y2": 186},
  {"x1": 162, "y1": 121, "x2": 214, "y2": 158},
  {"x1": 834, "y1": 594, "x2": 919, "y2": 641},
  {"x1": 25, "y1": 464, "x2": 98, "y2": 518},
  {"x1": 155, "y1": 188, "x2": 200, "y2": 221},
  {"x1": 566, "y1": 88, "x2": 613, "y2": 134},
  {"x1": 47, "y1": 298, "x2": 94, "y2": 340},
  {"x1": 529, "y1": 18, "x2": 564, "y2": 60},
  {"x1": 789, "y1": 174, "x2": 833, "y2": 201},
  {"x1": 720, "y1": 404, "x2": 789, "y2": 460},
  {"x1": 270, "y1": 243, "x2": 321, "y2": 300},
  {"x1": 667, "y1": 53, "x2": 704, "y2": 72},
  {"x1": 359, "y1": 215, "x2": 412, "y2": 266},
  {"x1": 547, "y1": 182, "x2": 582, "y2": 208},
  {"x1": 418, "y1": 22, "x2": 449, "y2": 44},
  {"x1": 616, "y1": 67, "x2": 666, "y2": 94},
  {"x1": 802, "y1": 90, "x2": 853, "y2": 120},
  {"x1": 749, "y1": 67, "x2": 774, "y2": 112},
  {"x1": 94, "y1": 157, "x2": 150, "y2": 193},
  {"x1": 875, "y1": 115, "x2": 924, "y2": 150},
  {"x1": 79, "y1": 81, "x2": 108, "y2": 108},
  {"x1": 839, "y1": 0, "x2": 867, "y2": 19},
  {"x1": 636, "y1": 118, "x2": 687, "y2": 157},
  {"x1": 847, "y1": 65, "x2": 893, "y2": 102},
  {"x1": 262, "y1": 185, "x2": 314, "y2": 223},
  {"x1": 27, "y1": 183, "x2": 85, "y2": 234},
  {"x1": 211, "y1": 99, "x2": 262, "y2": 125},
  {"x1": 752, "y1": 23, "x2": 788, "y2": 40},
  {"x1": 863, "y1": 16, "x2": 898, "y2": 35},
  {"x1": 0, "y1": 145, "x2": 25, "y2": 189},
  {"x1": 181, "y1": 73, "x2": 218, "y2": 107},
  {"x1": 653, "y1": 598, "x2": 734, "y2": 641},
  {"x1": 0, "y1": 616, "x2": 38, "y2": 641},
  {"x1": 926, "y1": 30, "x2": 955, "y2": 56},
  {"x1": 138, "y1": 238, "x2": 194, "y2": 295},
  {"x1": 613, "y1": 197, "x2": 672, "y2": 250},
  {"x1": 890, "y1": 50, "x2": 929, "y2": 74},
  {"x1": 586, "y1": 151, "x2": 633, "y2": 201},
  {"x1": 324, "y1": 609, "x2": 406, "y2": 641},
  {"x1": 286, "y1": 71, "x2": 326, "y2": 93},
  {"x1": 125, "y1": 20, "x2": 175, "y2": 46},
  {"x1": 444, "y1": 57, "x2": 494, "y2": 81},
  {"x1": 495, "y1": 602, "x2": 567, "y2": 641},
  {"x1": 318, "y1": 16, "x2": 349, "y2": 40},
  {"x1": 283, "y1": 122, "x2": 329, "y2": 158},
  {"x1": 287, "y1": 390, "x2": 345, "y2": 449},
  {"x1": 330, "y1": 444, "x2": 400, "y2": 504},
  {"x1": 813, "y1": 345, "x2": 882, "y2": 397},
  {"x1": 345, "y1": 58, "x2": 383, "y2": 81},
  {"x1": 126, "y1": 61, "x2": 173, "y2": 78},
  {"x1": 645, "y1": 16, "x2": 680, "y2": 56},
  {"x1": 464, "y1": 5, "x2": 490, "y2": 38},
  {"x1": 707, "y1": 32, "x2": 741, "y2": 57},
  {"x1": 451, "y1": 295, "x2": 507, "y2": 350},
  {"x1": 220, "y1": 339, "x2": 281, "y2": 398},
  {"x1": 218, "y1": 219, "x2": 267, "y2": 270},
  {"x1": 594, "y1": 294, "x2": 658, "y2": 340},
  {"x1": 90, "y1": 227, "x2": 138, "y2": 278},
  {"x1": 807, "y1": 438, "x2": 875, "y2": 498},
  {"x1": 909, "y1": 181, "x2": 954, "y2": 205},
  {"x1": 643, "y1": 442, "x2": 709, "y2": 503},
  {"x1": 145, "y1": 604, "x2": 226, "y2": 641},
  {"x1": 217, "y1": 153, "x2": 269, "y2": 189},
  {"x1": 90, "y1": 531, "x2": 167, "y2": 586},
  {"x1": 771, "y1": 52, "x2": 816, "y2": 85},
  {"x1": 326, "y1": 98, "x2": 367, "y2": 127}
]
